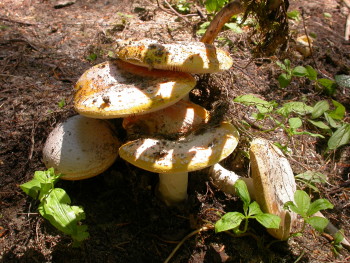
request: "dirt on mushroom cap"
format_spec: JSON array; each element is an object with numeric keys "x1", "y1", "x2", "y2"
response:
[
  {"x1": 74, "y1": 60, "x2": 196, "y2": 118},
  {"x1": 119, "y1": 122, "x2": 239, "y2": 174},
  {"x1": 115, "y1": 39, "x2": 233, "y2": 74}
]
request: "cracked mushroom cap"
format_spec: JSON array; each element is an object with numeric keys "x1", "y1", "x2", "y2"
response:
[
  {"x1": 115, "y1": 39, "x2": 233, "y2": 74},
  {"x1": 74, "y1": 59, "x2": 196, "y2": 119},
  {"x1": 249, "y1": 138, "x2": 297, "y2": 240},
  {"x1": 42, "y1": 115, "x2": 120, "y2": 180},
  {"x1": 122, "y1": 99, "x2": 209, "y2": 137},
  {"x1": 119, "y1": 122, "x2": 239, "y2": 174}
]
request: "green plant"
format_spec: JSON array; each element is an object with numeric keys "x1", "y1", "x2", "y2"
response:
[
  {"x1": 284, "y1": 190, "x2": 333, "y2": 234},
  {"x1": 20, "y1": 168, "x2": 89, "y2": 246},
  {"x1": 173, "y1": 0, "x2": 191, "y2": 14},
  {"x1": 58, "y1": 98, "x2": 66, "y2": 109},
  {"x1": 215, "y1": 180, "x2": 281, "y2": 235},
  {"x1": 295, "y1": 171, "x2": 328, "y2": 192},
  {"x1": 204, "y1": 0, "x2": 229, "y2": 14},
  {"x1": 233, "y1": 94, "x2": 350, "y2": 151},
  {"x1": 276, "y1": 59, "x2": 338, "y2": 95},
  {"x1": 287, "y1": 10, "x2": 301, "y2": 21}
]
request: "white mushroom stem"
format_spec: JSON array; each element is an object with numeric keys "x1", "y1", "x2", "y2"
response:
[
  {"x1": 157, "y1": 172, "x2": 188, "y2": 206},
  {"x1": 209, "y1": 163, "x2": 255, "y2": 200}
]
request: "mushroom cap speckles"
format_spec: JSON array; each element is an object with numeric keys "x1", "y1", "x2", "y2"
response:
[
  {"x1": 74, "y1": 60, "x2": 196, "y2": 119},
  {"x1": 122, "y1": 100, "x2": 209, "y2": 137},
  {"x1": 42, "y1": 115, "x2": 120, "y2": 180},
  {"x1": 119, "y1": 122, "x2": 239, "y2": 174},
  {"x1": 115, "y1": 39, "x2": 233, "y2": 74}
]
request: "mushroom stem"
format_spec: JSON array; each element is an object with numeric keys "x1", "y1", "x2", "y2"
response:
[
  {"x1": 157, "y1": 172, "x2": 188, "y2": 206},
  {"x1": 209, "y1": 163, "x2": 255, "y2": 200},
  {"x1": 201, "y1": 0, "x2": 244, "y2": 44}
]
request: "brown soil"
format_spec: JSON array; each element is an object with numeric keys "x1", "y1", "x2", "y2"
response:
[{"x1": 0, "y1": 0, "x2": 349, "y2": 262}]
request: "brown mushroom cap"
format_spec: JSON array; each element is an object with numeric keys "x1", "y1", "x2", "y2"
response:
[
  {"x1": 74, "y1": 59, "x2": 196, "y2": 119},
  {"x1": 122, "y1": 99, "x2": 209, "y2": 137},
  {"x1": 119, "y1": 122, "x2": 239, "y2": 174},
  {"x1": 250, "y1": 137, "x2": 297, "y2": 240},
  {"x1": 115, "y1": 39, "x2": 233, "y2": 74},
  {"x1": 42, "y1": 115, "x2": 120, "y2": 180}
]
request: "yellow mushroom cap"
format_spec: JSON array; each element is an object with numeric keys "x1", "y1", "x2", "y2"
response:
[
  {"x1": 42, "y1": 115, "x2": 120, "y2": 180},
  {"x1": 115, "y1": 39, "x2": 233, "y2": 74},
  {"x1": 119, "y1": 122, "x2": 239, "y2": 174},
  {"x1": 74, "y1": 59, "x2": 196, "y2": 119},
  {"x1": 122, "y1": 99, "x2": 209, "y2": 136}
]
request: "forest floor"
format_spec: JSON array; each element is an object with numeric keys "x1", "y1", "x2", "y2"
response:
[{"x1": 0, "y1": 0, "x2": 350, "y2": 262}]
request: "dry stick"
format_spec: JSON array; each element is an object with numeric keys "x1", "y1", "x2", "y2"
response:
[
  {"x1": 156, "y1": 0, "x2": 191, "y2": 25},
  {"x1": 200, "y1": 0, "x2": 245, "y2": 44},
  {"x1": 345, "y1": 14, "x2": 350, "y2": 41},
  {"x1": 163, "y1": 226, "x2": 211, "y2": 263}
]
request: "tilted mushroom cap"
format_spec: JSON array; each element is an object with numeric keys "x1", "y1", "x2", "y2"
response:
[
  {"x1": 119, "y1": 122, "x2": 239, "y2": 174},
  {"x1": 42, "y1": 115, "x2": 120, "y2": 180},
  {"x1": 249, "y1": 137, "x2": 297, "y2": 240},
  {"x1": 74, "y1": 59, "x2": 196, "y2": 119},
  {"x1": 122, "y1": 99, "x2": 209, "y2": 137},
  {"x1": 115, "y1": 39, "x2": 233, "y2": 74}
]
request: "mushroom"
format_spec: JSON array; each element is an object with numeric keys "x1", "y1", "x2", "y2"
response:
[
  {"x1": 42, "y1": 115, "x2": 120, "y2": 180},
  {"x1": 74, "y1": 59, "x2": 196, "y2": 119},
  {"x1": 122, "y1": 99, "x2": 210, "y2": 138},
  {"x1": 115, "y1": 39, "x2": 233, "y2": 74},
  {"x1": 119, "y1": 122, "x2": 240, "y2": 206},
  {"x1": 209, "y1": 137, "x2": 296, "y2": 240}
]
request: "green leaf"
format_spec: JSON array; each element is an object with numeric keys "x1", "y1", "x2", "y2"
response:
[
  {"x1": 225, "y1": 23, "x2": 243, "y2": 34},
  {"x1": 318, "y1": 78, "x2": 337, "y2": 95},
  {"x1": 305, "y1": 65, "x2": 318, "y2": 81},
  {"x1": 255, "y1": 213, "x2": 281, "y2": 229},
  {"x1": 328, "y1": 124, "x2": 350, "y2": 150},
  {"x1": 287, "y1": 10, "x2": 301, "y2": 21},
  {"x1": 20, "y1": 169, "x2": 60, "y2": 199},
  {"x1": 323, "y1": 12, "x2": 332, "y2": 18},
  {"x1": 292, "y1": 66, "x2": 308, "y2": 77},
  {"x1": 276, "y1": 102, "x2": 313, "y2": 117},
  {"x1": 289, "y1": 117, "x2": 302, "y2": 129},
  {"x1": 295, "y1": 171, "x2": 327, "y2": 185},
  {"x1": 248, "y1": 201, "x2": 263, "y2": 216},
  {"x1": 278, "y1": 73, "x2": 292, "y2": 88},
  {"x1": 305, "y1": 216, "x2": 329, "y2": 232},
  {"x1": 324, "y1": 112, "x2": 341, "y2": 128},
  {"x1": 293, "y1": 190, "x2": 311, "y2": 217},
  {"x1": 39, "y1": 188, "x2": 89, "y2": 243},
  {"x1": 58, "y1": 98, "x2": 65, "y2": 109},
  {"x1": 335, "y1": 74, "x2": 350, "y2": 88},
  {"x1": 86, "y1": 53, "x2": 97, "y2": 62},
  {"x1": 312, "y1": 100, "x2": 329, "y2": 119},
  {"x1": 333, "y1": 229, "x2": 345, "y2": 244},
  {"x1": 234, "y1": 94, "x2": 276, "y2": 114},
  {"x1": 328, "y1": 100, "x2": 346, "y2": 120},
  {"x1": 308, "y1": 119, "x2": 331, "y2": 130},
  {"x1": 215, "y1": 212, "x2": 245, "y2": 233},
  {"x1": 234, "y1": 180, "x2": 251, "y2": 213},
  {"x1": 196, "y1": 21, "x2": 210, "y2": 35},
  {"x1": 307, "y1": 199, "x2": 334, "y2": 216}
]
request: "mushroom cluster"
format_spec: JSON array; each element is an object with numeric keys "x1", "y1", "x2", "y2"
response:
[{"x1": 44, "y1": 39, "x2": 239, "y2": 206}]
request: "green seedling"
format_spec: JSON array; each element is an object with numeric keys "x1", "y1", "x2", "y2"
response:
[
  {"x1": 86, "y1": 53, "x2": 97, "y2": 62},
  {"x1": 20, "y1": 168, "x2": 89, "y2": 246},
  {"x1": 276, "y1": 60, "x2": 337, "y2": 95},
  {"x1": 287, "y1": 10, "x2": 301, "y2": 21},
  {"x1": 215, "y1": 180, "x2": 281, "y2": 235},
  {"x1": 234, "y1": 95, "x2": 350, "y2": 151},
  {"x1": 174, "y1": 0, "x2": 191, "y2": 14},
  {"x1": 58, "y1": 98, "x2": 66, "y2": 109},
  {"x1": 284, "y1": 190, "x2": 333, "y2": 234},
  {"x1": 204, "y1": 0, "x2": 229, "y2": 13},
  {"x1": 295, "y1": 171, "x2": 328, "y2": 193}
]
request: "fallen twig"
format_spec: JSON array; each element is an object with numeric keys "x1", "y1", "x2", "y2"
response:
[{"x1": 163, "y1": 225, "x2": 212, "y2": 263}]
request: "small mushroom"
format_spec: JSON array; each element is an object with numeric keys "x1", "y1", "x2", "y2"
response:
[
  {"x1": 42, "y1": 115, "x2": 120, "y2": 180},
  {"x1": 74, "y1": 59, "x2": 196, "y2": 119},
  {"x1": 115, "y1": 39, "x2": 233, "y2": 74},
  {"x1": 119, "y1": 122, "x2": 240, "y2": 205}
]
